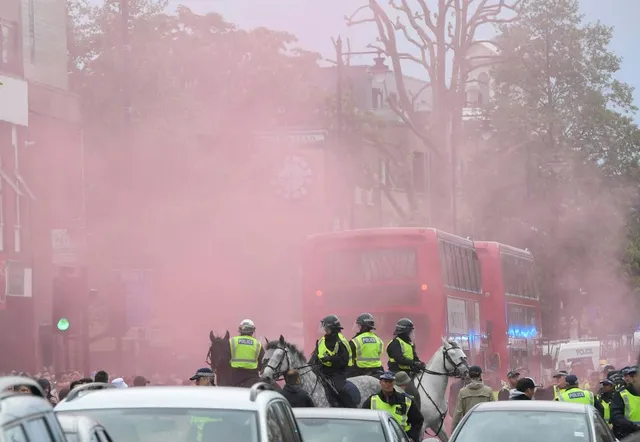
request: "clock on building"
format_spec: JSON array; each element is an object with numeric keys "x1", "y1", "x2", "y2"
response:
[{"x1": 271, "y1": 155, "x2": 313, "y2": 200}]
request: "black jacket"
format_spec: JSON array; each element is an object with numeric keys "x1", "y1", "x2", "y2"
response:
[
  {"x1": 611, "y1": 385, "x2": 640, "y2": 439},
  {"x1": 387, "y1": 334, "x2": 422, "y2": 372},
  {"x1": 311, "y1": 332, "x2": 351, "y2": 375},
  {"x1": 281, "y1": 385, "x2": 315, "y2": 408},
  {"x1": 362, "y1": 390, "x2": 424, "y2": 442}
]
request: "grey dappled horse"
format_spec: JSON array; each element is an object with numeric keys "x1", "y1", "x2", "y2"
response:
[
  {"x1": 414, "y1": 337, "x2": 470, "y2": 442},
  {"x1": 261, "y1": 335, "x2": 380, "y2": 407}
]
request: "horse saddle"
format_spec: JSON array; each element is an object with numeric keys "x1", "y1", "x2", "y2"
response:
[{"x1": 321, "y1": 376, "x2": 361, "y2": 408}]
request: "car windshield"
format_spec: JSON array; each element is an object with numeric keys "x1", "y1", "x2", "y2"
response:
[
  {"x1": 296, "y1": 417, "x2": 387, "y2": 442},
  {"x1": 56, "y1": 408, "x2": 259, "y2": 442},
  {"x1": 453, "y1": 410, "x2": 591, "y2": 442}
]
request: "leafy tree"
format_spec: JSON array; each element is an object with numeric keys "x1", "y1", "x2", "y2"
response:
[
  {"x1": 347, "y1": 0, "x2": 522, "y2": 229},
  {"x1": 463, "y1": 0, "x2": 640, "y2": 338}
]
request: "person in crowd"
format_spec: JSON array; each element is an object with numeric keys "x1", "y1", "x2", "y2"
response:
[
  {"x1": 311, "y1": 314, "x2": 356, "y2": 408},
  {"x1": 190, "y1": 368, "x2": 216, "y2": 386},
  {"x1": 448, "y1": 375, "x2": 469, "y2": 417},
  {"x1": 94, "y1": 370, "x2": 109, "y2": 384},
  {"x1": 37, "y1": 378, "x2": 58, "y2": 405},
  {"x1": 394, "y1": 372, "x2": 417, "y2": 402},
  {"x1": 70, "y1": 377, "x2": 93, "y2": 391},
  {"x1": 280, "y1": 369, "x2": 314, "y2": 408},
  {"x1": 610, "y1": 366, "x2": 640, "y2": 439},
  {"x1": 349, "y1": 313, "x2": 384, "y2": 377},
  {"x1": 111, "y1": 377, "x2": 128, "y2": 388},
  {"x1": 452, "y1": 365, "x2": 494, "y2": 430},
  {"x1": 133, "y1": 375, "x2": 150, "y2": 387},
  {"x1": 510, "y1": 377, "x2": 537, "y2": 400},
  {"x1": 362, "y1": 371, "x2": 424, "y2": 442},
  {"x1": 498, "y1": 370, "x2": 520, "y2": 401},
  {"x1": 229, "y1": 319, "x2": 264, "y2": 387}
]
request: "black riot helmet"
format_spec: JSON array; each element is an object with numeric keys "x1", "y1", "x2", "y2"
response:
[
  {"x1": 356, "y1": 313, "x2": 376, "y2": 330},
  {"x1": 321, "y1": 314, "x2": 343, "y2": 331},
  {"x1": 394, "y1": 318, "x2": 415, "y2": 336}
]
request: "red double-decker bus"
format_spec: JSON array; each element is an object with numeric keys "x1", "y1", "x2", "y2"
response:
[
  {"x1": 474, "y1": 242, "x2": 542, "y2": 382},
  {"x1": 301, "y1": 228, "x2": 485, "y2": 365}
]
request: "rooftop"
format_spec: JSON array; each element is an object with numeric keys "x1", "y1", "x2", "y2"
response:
[{"x1": 55, "y1": 386, "x2": 283, "y2": 412}]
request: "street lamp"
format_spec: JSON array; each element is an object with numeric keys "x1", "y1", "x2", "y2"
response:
[{"x1": 334, "y1": 36, "x2": 389, "y2": 229}]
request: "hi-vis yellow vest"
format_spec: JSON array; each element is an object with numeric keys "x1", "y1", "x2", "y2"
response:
[
  {"x1": 318, "y1": 333, "x2": 354, "y2": 367},
  {"x1": 598, "y1": 394, "x2": 611, "y2": 423},
  {"x1": 370, "y1": 395, "x2": 412, "y2": 431},
  {"x1": 229, "y1": 335, "x2": 261, "y2": 369},
  {"x1": 556, "y1": 388, "x2": 594, "y2": 405},
  {"x1": 351, "y1": 332, "x2": 383, "y2": 368},
  {"x1": 620, "y1": 390, "x2": 640, "y2": 424},
  {"x1": 386, "y1": 337, "x2": 414, "y2": 370}
]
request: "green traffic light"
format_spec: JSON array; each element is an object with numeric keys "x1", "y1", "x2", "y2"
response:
[{"x1": 57, "y1": 318, "x2": 70, "y2": 331}]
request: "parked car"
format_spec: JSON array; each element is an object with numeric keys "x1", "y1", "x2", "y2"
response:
[
  {"x1": 293, "y1": 408, "x2": 411, "y2": 442},
  {"x1": 57, "y1": 414, "x2": 114, "y2": 442},
  {"x1": 0, "y1": 376, "x2": 66, "y2": 442},
  {"x1": 56, "y1": 382, "x2": 301, "y2": 442},
  {"x1": 425, "y1": 400, "x2": 615, "y2": 442}
]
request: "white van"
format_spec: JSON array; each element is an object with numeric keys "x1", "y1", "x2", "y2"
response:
[{"x1": 553, "y1": 340, "x2": 600, "y2": 372}]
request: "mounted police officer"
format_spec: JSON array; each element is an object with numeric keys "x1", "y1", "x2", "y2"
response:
[
  {"x1": 349, "y1": 313, "x2": 384, "y2": 377},
  {"x1": 313, "y1": 314, "x2": 357, "y2": 408},
  {"x1": 386, "y1": 318, "x2": 425, "y2": 409},
  {"x1": 229, "y1": 319, "x2": 264, "y2": 387}
]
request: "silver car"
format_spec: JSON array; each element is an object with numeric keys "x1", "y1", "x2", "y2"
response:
[
  {"x1": 293, "y1": 408, "x2": 412, "y2": 442},
  {"x1": 55, "y1": 382, "x2": 302, "y2": 442},
  {"x1": 429, "y1": 400, "x2": 616, "y2": 442},
  {"x1": 0, "y1": 376, "x2": 66, "y2": 442}
]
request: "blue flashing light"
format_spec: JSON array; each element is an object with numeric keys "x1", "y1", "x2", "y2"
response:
[{"x1": 508, "y1": 325, "x2": 538, "y2": 339}]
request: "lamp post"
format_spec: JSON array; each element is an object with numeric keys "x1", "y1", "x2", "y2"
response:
[{"x1": 335, "y1": 36, "x2": 389, "y2": 229}]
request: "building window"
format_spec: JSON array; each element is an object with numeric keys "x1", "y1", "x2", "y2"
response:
[
  {"x1": 412, "y1": 151, "x2": 428, "y2": 194},
  {"x1": 0, "y1": 155, "x2": 4, "y2": 253},
  {"x1": 12, "y1": 126, "x2": 20, "y2": 253},
  {"x1": 0, "y1": 20, "x2": 19, "y2": 73},
  {"x1": 28, "y1": 0, "x2": 35, "y2": 62},
  {"x1": 372, "y1": 87, "x2": 383, "y2": 109}
]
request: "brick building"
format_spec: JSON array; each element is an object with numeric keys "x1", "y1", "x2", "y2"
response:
[{"x1": 0, "y1": 0, "x2": 82, "y2": 372}]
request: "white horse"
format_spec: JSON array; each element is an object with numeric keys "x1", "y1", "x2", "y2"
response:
[
  {"x1": 415, "y1": 337, "x2": 470, "y2": 442},
  {"x1": 261, "y1": 335, "x2": 380, "y2": 407}
]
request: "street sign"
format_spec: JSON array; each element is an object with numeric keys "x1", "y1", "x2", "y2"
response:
[
  {"x1": 112, "y1": 269, "x2": 153, "y2": 328},
  {"x1": 51, "y1": 229, "x2": 80, "y2": 265}
]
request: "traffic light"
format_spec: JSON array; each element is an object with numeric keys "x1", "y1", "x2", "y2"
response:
[
  {"x1": 106, "y1": 276, "x2": 128, "y2": 337},
  {"x1": 52, "y1": 268, "x2": 87, "y2": 333},
  {"x1": 52, "y1": 275, "x2": 73, "y2": 333}
]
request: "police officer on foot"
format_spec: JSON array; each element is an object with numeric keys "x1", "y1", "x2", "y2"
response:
[
  {"x1": 598, "y1": 378, "x2": 615, "y2": 426},
  {"x1": 498, "y1": 370, "x2": 520, "y2": 401},
  {"x1": 314, "y1": 314, "x2": 357, "y2": 408},
  {"x1": 349, "y1": 313, "x2": 384, "y2": 377},
  {"x1": 229, "y1": 319, "x2": 264, "y2": 387},
  {"x1": 452, "y1": 365, "x2": 494, "y2": 430},
  {"x1": 556, "y1": 374, "x2": 605, "y2": 417},
  {"x1": 362, "y1": 371, "x2": 424, "y2": 442},
  {"x1": 610, "y1": 366, "x2": 640, "y2": 439},
  {"x1": 190, "y1": 367, "x2": 215, "y2": 386}
]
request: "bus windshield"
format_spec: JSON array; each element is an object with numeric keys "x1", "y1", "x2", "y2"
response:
[{"x1": 324, "y1": 247, "x2": 418, "y2": 287}]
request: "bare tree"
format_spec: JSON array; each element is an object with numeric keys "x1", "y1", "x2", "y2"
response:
[{"x1": 347, "y1": 0, "x2": 522, "y2": 230}]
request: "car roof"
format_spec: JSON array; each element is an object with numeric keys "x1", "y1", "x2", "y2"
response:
[
  {"x1": 472, "y1": 401, "x2": 590, "y2": 413},
  {"x1": 293, "y1": 408, "x2": 388, "y2": 421},
  {"x1": 0, "y1": 377, "x2": 53, "y2": 427},
  {"x1": 55, "y1": 385, "x2": 285, "y2": 412}
]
